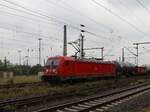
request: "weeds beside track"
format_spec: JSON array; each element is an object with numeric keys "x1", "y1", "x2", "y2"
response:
[{"x1": 34, "y1": 83, "x2": 150, "y2": 112}]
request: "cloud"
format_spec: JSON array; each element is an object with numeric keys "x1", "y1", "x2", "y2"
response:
[{"x1": 0, "y1": 0, "x2": 150, "y2": 65}]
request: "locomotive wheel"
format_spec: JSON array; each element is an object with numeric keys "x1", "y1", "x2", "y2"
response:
[
  {"x1": 68, "y1": 77, "x2": 73, "y2": 84},
  {"x1": 41, "y1": 76, "x2": 48, "y2": 82},
  {"x1": 50, "y1": 76, "x2": 61, "y2": 84}
]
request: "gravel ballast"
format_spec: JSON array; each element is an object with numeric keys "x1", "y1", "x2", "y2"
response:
[{"x1": 109, "y1": 90, "x2": 150, "y2": 112}]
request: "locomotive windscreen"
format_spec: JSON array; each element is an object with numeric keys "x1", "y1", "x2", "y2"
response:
[{"x1": 45, "y1": 59, "x2": 60, "y2": 68}]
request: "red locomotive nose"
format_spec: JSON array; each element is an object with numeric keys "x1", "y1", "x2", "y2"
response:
[
  {"x1": 46, "y1": 69, "x2": 49, "y2": 73},
  {"x1": 51, "y1": 69, "x2": 58, "y2": 74},
  {"x1": 43, "y1": 68, "x2": 47, "y2": 73},
  {"x1": 44, "y1": 68, "x2": 58, "y2": 75}
]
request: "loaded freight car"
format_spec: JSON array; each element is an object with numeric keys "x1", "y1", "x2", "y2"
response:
[
  {"x1": 42, "y1": 56, "x2": 116, "y2": 83},
  {"x1": 115, "y1": 62, "x2": 136, "y2": 77},
  {"x1": 134, "y1": 66, "x2": 147, "y2": 75}
]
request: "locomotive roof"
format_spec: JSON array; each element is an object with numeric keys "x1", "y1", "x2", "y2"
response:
[
  {"x1": 76, "y1": 58, "x2": 114, "y2": 64},
  {"x1": 47, "y1": 56, "x2": 114, "y2": 64},
  {"x1": 48, "y1": 56, "x2": 74, "y2": 60}
]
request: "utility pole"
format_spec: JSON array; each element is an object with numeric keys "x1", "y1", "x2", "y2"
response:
[
  {"x1": 80, "y1": 34, "x2": 84, "y2": 59},
  {"x1": 133, "y1": 42, "x2": 150, "y2": 66},
  {"x1": 26, "y1": 48, "x2": 29, "y2": 66},
  {"x1": 134, "y1": 43, "x2": 139, "y2": 66},
  {"x1": 68, "y1": 24, "x2": 85, "y2": 59},
  {"x1": 18, "y1": 50, "x2": 22, "y2": 65},
  {"x1": 119, "y1": 57, "x2": 121, "y2": 62},
  {"x1": 43, "y1": 56, "x2": 48, "y2": 66},
  {"x1": 44, "y1": 58, "x2": 46, "y2": 66},
  {"x1": 122, "y1": 48, "x2": 125, "y2": 62},
  {"x1": 101, "y1": 47, "x2": 104, "y2": 61},
  {"x1": 38, "y1": 38, "x2": 42, "y2": 66},
  {"x1": 4, "y1": 56, "x2": 7, "y2": 67},
  {"x1": 80, "y1": 24, "x2": 85, "y2": 59},
  {"x1": 63, "y1": 25, "x2": 67, "y2": 56}
]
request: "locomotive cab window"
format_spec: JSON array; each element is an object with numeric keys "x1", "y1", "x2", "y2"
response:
[{"x1": 45, "y1": 59, "x2": 60, "y2": 68}]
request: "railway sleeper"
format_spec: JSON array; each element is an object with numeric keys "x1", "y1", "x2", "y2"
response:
[{"x1": 71, "y1": 105, "x2": 85, "y2": 110}]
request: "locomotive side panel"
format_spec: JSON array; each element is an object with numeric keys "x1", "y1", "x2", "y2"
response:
[
  {"x1": 74, "y1": 61, "x2": 116, "y2": 77},
  {"x1": 61, "y1": 60, "x2": 75, "y2": 76},
  {"x1": 102, "y1": 64, "x2": 116, "y2": 76},
  {"x1": 74, "y1": 61, "x2": 95, "y2": 76}
]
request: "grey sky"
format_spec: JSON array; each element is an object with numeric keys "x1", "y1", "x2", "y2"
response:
[{"x1": 0, "y1": 0, "x2": 150, "y2": 65}]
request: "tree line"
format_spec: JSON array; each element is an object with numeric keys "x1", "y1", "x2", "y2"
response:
[{"x1": 0, "y1": 59, "x2": 42, "y2": 75}]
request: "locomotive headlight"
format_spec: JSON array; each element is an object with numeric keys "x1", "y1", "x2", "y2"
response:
[
  {"x1": 52, "y1": 69, "x2": 58, "y2": 74},
  {"x1": 46, "y1": 69, "x2": 49, "y2": 73}
]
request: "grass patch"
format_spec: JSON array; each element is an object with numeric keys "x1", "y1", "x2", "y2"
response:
[
  {"x1": 0, "y1": 81, "x2": 107, "y2": 100},
  {"x1": 0, "y1": 75, "x2": 150, "y2": 100},
  {"x1": 12, "y1": 75, "x2": 40, "y2": 84},
  {"x1": 0, "y1": 75, "x2": 41, "y2": 85}
]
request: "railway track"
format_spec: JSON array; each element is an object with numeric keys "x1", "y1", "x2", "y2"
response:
[
  {"x1": 0, "y1": 83, "x2": 110, "y2": 109},
  {"x1": 33, "y1": 83, "x2": 150, "y2": 112},
  {"x1": 0, "y1": 82, "x2": 149, "y2": 111}
]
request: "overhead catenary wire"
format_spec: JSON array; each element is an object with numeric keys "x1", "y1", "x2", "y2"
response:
[
  {"x1": 124, "y1": 46, "x2": 137, "y2": 56},
  {"x1": 0, "y1": 0, "x2": 126, "y2": 58},
  {"x1": 1, "y1": 0, "x2": 148, "y2": 43},
  {"x1": 2, "y1": 0, "x2": 85, "y2": 28},
  {"x1": 0, "y1": 0, "x2": 113, "y2": 40},
  {"x1": 0, "y1": 25, "x2": 62, "y2": 41},
  {"x1": 46, "y1": 0, "x2": 130, "y2": 45},
  {"x1": 1, "y1": 0, "x2": 150, "y2": 65},
  {"x1": 45, "y1": 0, "x2": 113, "y2": 33},
  {"x1": 3, "y1": 0, "x2": 112, "y2": 34},
  {"x1": 135, "y1": 0, "x2": 150, "y2": 15},
  {"x1": 0, "y1": 0, "x2": 79, "y2": 27},
  {"x1": 0, "y1": 3, "x2": 67, "y2": 39},
  {"x1": 0, "y1": 37, "x2": 57, "y2": 47},
  {"x1": 117, "y1": 0, "x2": 150, "y2": 29},
  {"x1": 91, "y1": 0, "x2": 150, "y2": 38},
  {"x1": 0, "y1": 10, "x2": 62, "y2": 28},
  {"x1": 0, "y1": 0, "x2": 67, "y2": 25}
]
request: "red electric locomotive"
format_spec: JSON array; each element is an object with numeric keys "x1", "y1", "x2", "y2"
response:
[
  {"x1": 42, "y1": 56, "x2": 116, "y2": 82},
  {"x1": 41, "y1": 56, "x2": 147, "y2": 83}
]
